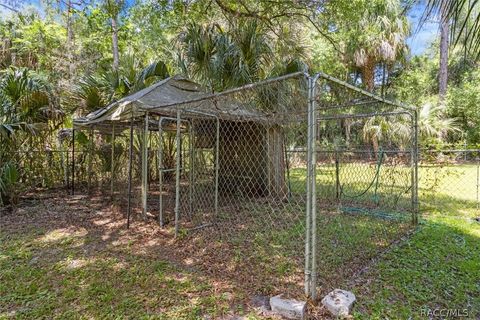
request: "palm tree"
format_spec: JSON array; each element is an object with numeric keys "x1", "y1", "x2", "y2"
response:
[
  {"x1": 421, "y1": 1, "x2": 480, "y2": 59},
  {"x1": 70, "y1": 55, "x2": 169, "y2": 115},
  {"x1": 177, "y1": 21, "x2": 277, "y2": 92},
  {"x1": 345, "y1": 0, "x2": 409, "y2": 91},
  {"x1": 102, "y1": 0, "x2": 125, "y2": 72}
]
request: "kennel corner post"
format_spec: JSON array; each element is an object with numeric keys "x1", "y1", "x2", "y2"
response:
[
  {"x1": 309, "y1": 74, "x2": 320, "y2": 301},
  {"x1": 475, "y1": 154, "x2": 480, "y2": 210},
  {"x1": 141, "y1": 112, "x2": 149, "y2": 219},
  {"x1": 188, "y1": 119, "x2": 194, "y2": 218},
  {"x1": 127, "y1": 113, "x2": 134, "y2": 229},
  {"x1": 305, "y1": 74, "x2": 320, "y2": 299},
  {"x1": 411, "y1": 110, "x2": 419, "y2": 225},
  {"x1": 158, "y1": 118, "x2": 164, "y2": 227},
  {"x1": 215, "y1": 115, "x2": 220, "y2": 217},
  {"x1": 110, "y1": 123, "x2": 115, "y2": 201},
  {"x1": 174, "y1": 110, "x2": 182, "y2": 237},
  {"x1": 71, "y1": 128, "x2": 75, "y2": 196},
  {"x1": 87, "y1": 128, "x2": 94, "y2": 193}
]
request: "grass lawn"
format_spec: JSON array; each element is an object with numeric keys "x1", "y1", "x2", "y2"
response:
[{"x1": 1, "y1": 164, "x2": 479, "y2": 319}]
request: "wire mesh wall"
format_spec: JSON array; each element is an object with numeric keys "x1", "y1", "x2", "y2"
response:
[
  {"x1": 419, "y1": 149, "x2": 480, "y2": 215},
  {"x1": 7, "y1": 72, "x2": 434, "y2": 301},
  {"x1": 152, "y1": 74, "x2": 312, "y2": 296},
  {"x1": 307, "y1": 74, "x2": 419, "y2": 299}
]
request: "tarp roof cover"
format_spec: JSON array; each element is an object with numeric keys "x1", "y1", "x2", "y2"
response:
[{"x1": 73, "y1": 75, "x2": 206, "y2": 127}]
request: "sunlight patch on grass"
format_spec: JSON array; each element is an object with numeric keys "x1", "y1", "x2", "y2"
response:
[{"x1": 38, "y1": 227, "x2": 87, "y2": 244}]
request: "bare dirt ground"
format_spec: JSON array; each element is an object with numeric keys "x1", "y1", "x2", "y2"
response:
[
  {"x1": 1, "y1": 189, "x2": 414, "y2": 319},
  {"x1": 1, "y1": 189, "x2": 315, "y2": 319}
]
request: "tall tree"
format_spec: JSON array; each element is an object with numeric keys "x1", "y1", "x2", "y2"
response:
[
  {"x1": 421, "y1": 0, "x2": 480, "y2": 59},
  {"x1": 103, "y1": 0, "x2": 124, "y2": 71},
  {"x1": 322, "y1": 0, "x2": 409, "y2": 91},
  {"x1": 438, "y1": 4, "x2": 449, "y2": 104}
]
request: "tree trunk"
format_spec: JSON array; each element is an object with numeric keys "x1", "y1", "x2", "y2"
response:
[
  {"x1": 362, "y1": 56, "x2": 375, "y2": 91},
  {"x1": 267, "y1": 125, "x2": 287, "y2": 200},
  {"x1": 111, "y1": 15, "x2": 119, "y2": 71},
  {"x1": 372, "y1": 136, "x2": 379, "y2": 160},
  {"x1": 381, "y1": 62, "x2": 387, "y2": 97},
  {"x1": 66, "y1": 0, "x2": 75, "y2": 77},
  {"x1": 439, "y1": 8, "x2": 449, "y2": 107},
  {"x1": 344, "y1": 119, "x2": 351, "y2": 146}
]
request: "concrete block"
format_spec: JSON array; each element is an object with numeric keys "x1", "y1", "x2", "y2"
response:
[
  {"x1": 270, "y1": 294, "x2": 306, "y2": 320},
  {"x1": 321, "y1": 289, "x2": 356, "y2": 317}
]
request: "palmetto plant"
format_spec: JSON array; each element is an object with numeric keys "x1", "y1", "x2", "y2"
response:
[
  {"x1": 68, "y1": 57, "x2": 170, "y2": 186},
  {"x1": 0, "y1": 67, "x2": 63, "y2": 205},
  {"x1": 177, "y1": 21, "x2": 278, "y2": 92},
  {"x1": 417, "y1": 102, "x2": 460, "y2": 141},
  {"x1": 71, "y1": 56, "x2": 169, "y2": 115},
  {"x1": 362, "y1": 103, "x2": 460, "y2": 152},
  {"x1": 0, "y1": 68, "x2": 62, "y2": 136}
]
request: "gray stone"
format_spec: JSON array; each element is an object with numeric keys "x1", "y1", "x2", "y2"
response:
[
  {"x1": 250, "y1": 295, "x2": 271, "y2": 310},
  {"x1": 321, "y1": 289, "x2": 356, "y2": 317},
  {"x1": 270, "y1": 294, "x2": 306, "y2": 320}
]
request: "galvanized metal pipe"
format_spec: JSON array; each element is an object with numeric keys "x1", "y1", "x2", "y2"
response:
[
  {"x1": 141, "y1": 113, "x2": 149, "y2": 219},
  {"x1": 316, "y1": 110, "x2": 413, "y2": 121},
  {"x1": 477, "y1": 156, "x2": 479, "y2": 210},
  {"x1": 158, "y1": 116, "x2": 191, "y2": 227},
  {"x1": 71, "y1": 128, "x2": 75, "y2": 196},
  {"x1": 87, "y1": 129, "x2": 93, "y2": 193},
  {"x1": 174, "y1": 110, "x2": 182, "y2": 237},
  {"x1": 110, "y1": 124, "x2": 115, "y2": 200},
  {"x1": 181, "y1": 109, "x2": 220, "y2": 218},
  {"x1": 214, "y1": 115, "x2": 220, "y2": 217},
  {"x1": 188, "y1": 120, "x2": 193, "y2": 218},
  {"x1": 304, "y1": 76, "x2": 313, "y2": 296},
  {"x1": 413, "y1": 110, "x2": 419, "y2": 224},
  {"x1": 315, "y1": 72, "x2": 415, "y2": 112},
  {"x1": 127, "y1": 115, "x2": 134, "y2": 229},
  {"x1": 310, "y1": 73, "x2": 321, "y2": 300},
  {"x1": 158, "y1": 117, "x2": 164, "y2": 227}
]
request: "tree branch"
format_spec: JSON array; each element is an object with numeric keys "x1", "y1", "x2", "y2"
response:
[
  {"x1": 212, "y1": 0, "x2": 343, "y2": 55},
  {"x1": 0, "y1": 2, "x2": 19, "y2": 13}
]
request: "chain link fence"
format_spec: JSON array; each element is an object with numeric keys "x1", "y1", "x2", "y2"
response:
[
  {"x1": 8, "y1": 72, "x2": 480, "y2": 303},
  {"x1": 419, "y1": 149, "x2": 480, "y2": 216}
]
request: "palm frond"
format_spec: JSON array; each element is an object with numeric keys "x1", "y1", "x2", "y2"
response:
[{"x1": 422, "y1": 0, "x2": 480, "y2": 59}]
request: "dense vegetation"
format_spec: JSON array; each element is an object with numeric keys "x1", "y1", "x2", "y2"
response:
[{"x1": 1, "y1": 0, "x2": 480, "y2": 203}]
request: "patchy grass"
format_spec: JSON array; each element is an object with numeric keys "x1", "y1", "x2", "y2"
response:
[
  {"x1": 1, "y1": 163, "x2": 479, "y2": 319},
  {"x1": 351, "y1": 215, "x2": 480, "y2": 319},
  {"x1": 343, "y1": 164, "x2": 480, "y2": 319},
  {"x1": 0, "y1": 228, "x2": 233, "y2": 319}
]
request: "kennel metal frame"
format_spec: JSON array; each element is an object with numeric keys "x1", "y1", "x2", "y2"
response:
[{"x1": 72, "y1": 72, "x2": 419, "y2": 300}]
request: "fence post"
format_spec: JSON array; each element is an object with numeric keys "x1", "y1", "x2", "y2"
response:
[
  {"x1": 305, "y1": 75, "x2": 313, "y2": 297},
  {"x1": 189, "y1": 119, "x2": 195, "y2": 218},
  {"x1": 110, "y1": 124, "x2": 115, "y2": 200},
  {"x1": 174, "y1": 110, "x2": 182, "y2": 237},
  {"x1": 142, "y1": 113, "x2": 149, "y2": 219},
  {"x1": 158, "y1": 118, "x2": 164, "y2": 227},
  {"x1": 413, "y1": 110, "x2": 419, "y2": 224},
  {"x1": 335, "y1": 148, "x2": 340, "y2": 200},
  {"x1": 310, "y1": 73, "x2": 320, "y2": 300},
  {"x1": 214, "y1": 116, "x2": 220, "y2": 218},
  {"x1": 87, "y1": 129, "x2": 94, "y2": 193},
  {"x1": 477, "y1": 155, "x2": 479, "y2": 210},
  {"x1": 127, "y1": 114, "x2": 134, "y2": 229},
  {"x1": 71, "y1": 128, "x2": 75, "y2": 196}
]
